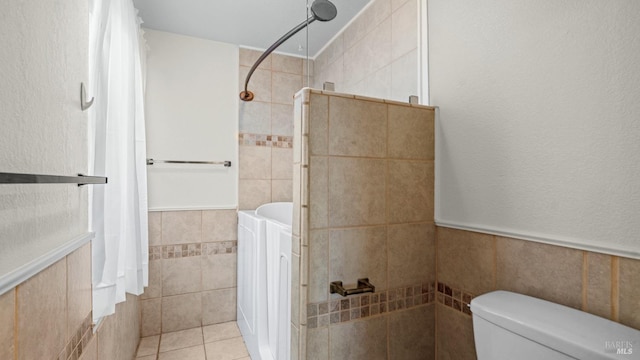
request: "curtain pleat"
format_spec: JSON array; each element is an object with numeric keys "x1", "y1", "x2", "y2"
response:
[{"x1": 88, "y1": 0, "x2": 148, "y2": 322}]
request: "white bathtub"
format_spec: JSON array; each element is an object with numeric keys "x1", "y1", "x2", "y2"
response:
[{"x1": 237, "y1": 202, "x2": 292, "y2": 360}]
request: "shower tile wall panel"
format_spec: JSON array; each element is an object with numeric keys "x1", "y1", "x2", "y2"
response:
[
  {"x1": 0, "y1": 244, "x2": 140, "y2": 360},
  {"x1": 294, "y1": 89, "x2": 436, "y2": 359},
  {"x1": 141, "y1": 209, "x2": 238, "y2": 336},
  {"x1": 313, "y1": 0, "x2": 419, "y2": 102},
  {"x1": 434, "y1": 226, "x2": 640, "y2": 359},
  {"x1": 238, "y1": 48, "x2": 313, "y2": 210}
]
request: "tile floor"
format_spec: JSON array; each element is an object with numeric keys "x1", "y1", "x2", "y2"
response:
[{"x1": 135, "y1": 321, "x2": 250, "y2": 360}]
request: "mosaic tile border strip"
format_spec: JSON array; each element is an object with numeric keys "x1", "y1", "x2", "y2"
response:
[
  {"x1": 239, "y1": 133, "x2": 293, "y2": 148},
  {"x1": 149, "y1": 241, "x2": 237, "y2": 260},
  {"x1": 437, "y1": 281, "x2": 474, "y2": 316},
  {"x1": 56, "y1": 311, "x2": 93, "y2": 360},
  {"x1": 306, "y1": 282, "x2": 436, "y2": 328}
]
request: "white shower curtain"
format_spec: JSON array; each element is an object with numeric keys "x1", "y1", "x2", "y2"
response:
[{"x1": 88, "y1": 0, "x2": 149, "y2": 322}]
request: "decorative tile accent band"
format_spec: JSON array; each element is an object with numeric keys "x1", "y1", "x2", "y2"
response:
[
  {"x1": 56, "y1": 311, "x2": 93, "y2": 360},
  {"x1": 239, "y1": 133, "x2": 293, "y2": 148},
  {"x1": 149, "y1": 241, "x2": 238, "y2": 260},
  {"x1": 437, "y1": 282, "x2": 474, "y2": 316},
  {"x1": 306, "y1": 282, "x2": 436, "y2": 328}
]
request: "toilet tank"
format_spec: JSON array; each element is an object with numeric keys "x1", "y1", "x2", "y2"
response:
[{"x1": 471, "y1": 291, "x2": 640, "y2": 360}]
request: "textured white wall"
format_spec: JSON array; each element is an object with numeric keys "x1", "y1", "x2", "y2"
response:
[
  {"x1": 145, "y1": 30, "x2": 239, "y2": 210},
  {"x1": 0, "y1": 1, "x2": 89, "y2": 278},
  {"x1": 429, "y1": 0, "x2": 640, "y2": 257}
]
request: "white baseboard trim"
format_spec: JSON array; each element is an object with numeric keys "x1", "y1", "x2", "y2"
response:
[
  {"x1": 0, "y1": 232, "x2": 94, "y2": 296},
  {"x1": 435, "y1": 220, "x2": 640, "y2": 260}
]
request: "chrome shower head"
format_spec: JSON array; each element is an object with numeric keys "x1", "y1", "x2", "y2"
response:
[{"x1": 310, "y1": 0, "x2": 337, "y2": 22}]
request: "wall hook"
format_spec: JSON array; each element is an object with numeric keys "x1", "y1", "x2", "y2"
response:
[{"x1": 80, "y1": 82, "x2": 94, "y2": 111}]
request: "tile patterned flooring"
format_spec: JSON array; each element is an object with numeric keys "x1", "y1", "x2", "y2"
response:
[{"x1": 135, "y1": 321, "x2": 250, "y2": 360}]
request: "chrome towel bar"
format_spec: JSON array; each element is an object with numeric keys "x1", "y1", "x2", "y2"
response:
[
  {"x1": 0, "y1": 172, "x2": 107, "y2": 186},
  {"x1": 146, "y1": 159, "x2": 232, "y2": 167}
]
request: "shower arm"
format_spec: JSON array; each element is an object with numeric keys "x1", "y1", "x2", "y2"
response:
[{"x1": 239, "y1": 16, "x2": 316, "y2": 101}]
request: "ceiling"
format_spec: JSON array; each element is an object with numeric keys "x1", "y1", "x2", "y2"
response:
[{"x1": 133, "y1": 0, "x2": 371, "y2": 58}]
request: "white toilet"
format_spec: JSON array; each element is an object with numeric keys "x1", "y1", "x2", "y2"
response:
[{"x1": 471, "y1": 290, "x2": 640, "y2": 360}]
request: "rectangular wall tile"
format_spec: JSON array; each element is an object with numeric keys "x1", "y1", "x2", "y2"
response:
[
  {"x1": 389, "y1": 304, "x2": 435, "y2": 360},
  {"x1": 388, "y1": 105, "x2": 434, "y2": 160},
  {"x1": 141, "y1": 298, "x2": 162, "y2": 337},
  {"x1": 202, "y1": 209, "x2": 238, "y2": 242},
  {"x1": 272, "y1": 72, "x2": 302, "y2": 105},
  {"x1": 162, "y1": 211, "x2": 202, "y2": 245},
  {"x1": 328, "y1": 96, "x2": 387, "y2": 157},
  {"x1": 202, "y1": 252, "x2": 237, "y2": 291},
  {"x1": 162, "y1": 293, "x2": 202, "y2": 332},
  {"x1": 239, "y1": 67, "x2": 271, "y2": 103},
  {"x1": 329, "y1": 316, "x2": 387, "y2": 359},
  {"x1": 328, "y1": 157, "x2": 386, "y2": 227},
  {"x1": 344, "y1": 17, "x2": 392, "y2": 86},
  {"x1": 239, "y1": 179, "x2": 271, "y2": 210},
  {"x1": 391, "y1": 49, "x2": 419, "y2": 101},
  {"x1": 586, "y1": 252, "x2": 612, "y2": 319},
  {"x1": 307, "y1": 327, "x2": 329, "y2": 360},
  {"x1": 162, "y1": 256, "x2": 202, "y2": 296},
  {"x1": 79, "y1": 335, "x2": 97, "y2": 360},
  {"x1": 437, "y1": 227, "x2": 495, "y2": 295},
  {"x1": 388, "y1": 223, "x2": 435, "y2": 289},
  {"x1": 141, "y1": 259, "x2": 162, "y2": 300},
  {"x1": 391, "y1": 0, "x2": 418, "y2": 59},
  {"x1": 309, "y1": 93, "x2": 329, "y2": 156},
  {"x1": 309, "y1": 230, "x2": 329, "y2": 303},
  {"x1": 436, "y1": 304, "x2": 476, "y2": 360},
  {"x1": 619, "y1": 257, "x2": 640, "y2": 330},
  {"x1": 329, "y1": 226, "x2": 388, "y2": 292},
  {"x1": 148, "y1": 211, "x2": 162, "y2": 246},
  {"x1": 388, "y1": 160, "x2": 433, "y2": 223},
  {"x1": 239, "y1": 48, "x2": 271, "y2": 69},
  {"x1": 239, "y1": 145, "x2": 271, "y2": 180},
  {"x1": 272, "y1": 147, "x2": 293, "y2": 180},
  {"x1": 0, "y1": 289, "x2": 14, "y2": 360},
  {"x1": 272, "y1": 53, "x2": 303, "y2": 75},
  {"x1": 67, "y1": 243, "x2": 92, "y2": 340},
  {"x1": 272, "y1": 179, "x2": 293, "y2": 202},
  {"x1": 496, "y1": 236, "x2": 583, "y2": 309},
  {"x1": 309, "y1": 156, "x2": 328, "y2": 229},
  {"x1": 17, "y1": 260, "x2": 67, "y2": 360},
  {"x1": 202, "y1": 288, "x2": 236, "y2": 325},
  {"x1": 97, "y1": 312, "x2": 118, "y2": 360},
  {"x1": 272, "y1": 103, "x2": 294, "y2": 137}
]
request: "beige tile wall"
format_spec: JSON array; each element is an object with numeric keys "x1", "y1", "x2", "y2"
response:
[
  {"x1": 0, "y1": 243, "x2": 140, "y2": 360},
  {"x1": 238, "y1": 48, "x2": 313, "y2": 210},
  {"x1": 140, "y1": 209, "x2": 238, "y2": 336},
  {"x1": 295, "y1": 89, "x2": 436, "y2": 359},
  {"x1": 435, "y1": 227, "x2": 640, "y2": 359},
  {"x1": 313, "y1": 0, "x2": 419, "y2": 102}
]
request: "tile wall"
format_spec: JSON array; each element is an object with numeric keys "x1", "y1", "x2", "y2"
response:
[
  {"x1": 435, "y1": 227, "x2": 640, "y2": 359},
  {"x1": 313, "y1": 0, "x2": 419, "y2": 102},
  {"x1": 293, "y1": 89, "x2": 436, "y2": 359},
  {"x1": 139, "y1": 49, "x2": 313, "y2": 339},
  {"x1": 238, "y1": 48, "x2": 313, "y2": 209},
  {"x1": 0, "y1": 243, "x2": 140, "y2": 360},
  {"x1": 140, "y1": 210, "x2": 238, "y2": 336}
]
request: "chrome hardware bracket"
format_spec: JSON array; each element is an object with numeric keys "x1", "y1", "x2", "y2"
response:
[{"x1": 330, "y1": 278, "x2": 375, "y2": 297}]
